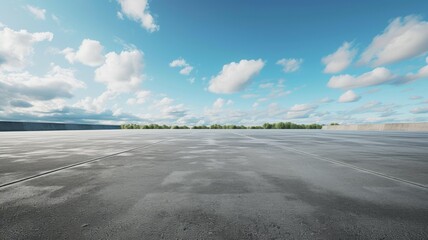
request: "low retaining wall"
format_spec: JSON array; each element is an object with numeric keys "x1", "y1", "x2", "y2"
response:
[
  {"x1": 0, "y1": 121, "x2": 120, "y2": 131},
  {"x1": 322, "y1": 123, "x2": 428, "y2": 132}
]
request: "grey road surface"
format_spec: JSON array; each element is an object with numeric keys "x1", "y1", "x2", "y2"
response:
[{"x1": 0, "y1": 130, "x2": 427, "y2": 239}]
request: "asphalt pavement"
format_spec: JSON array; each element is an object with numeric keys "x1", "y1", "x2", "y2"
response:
[{"x1": 0, "y1": 130, "x2": 427, "y2": 239}]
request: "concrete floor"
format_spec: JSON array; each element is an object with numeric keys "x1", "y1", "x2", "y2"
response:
[{"x1": 0, "y1": 130, "x2": 427, "y2": 239}]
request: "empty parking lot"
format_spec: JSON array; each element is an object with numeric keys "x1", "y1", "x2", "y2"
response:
[{"x1": 0, "y1": 130, "x2": 427, "y2": 239}]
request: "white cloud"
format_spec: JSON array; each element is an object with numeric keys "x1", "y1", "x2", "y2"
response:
[
  {"x1": 0, "y1": 27, "x2": 53, "y2": 71},
  {"x1": 276, "y1": 58, "x2": 303, "y2": 73},
  {"x1": 401, "y1": 57, "x2": 428, "y2": 84},
  {"x1": 0, "y1": 22, "x2": 5, "y2": 28},
  {"x1": 95, "y1": 50, "x2": 144, "y2": 93},
  {"x1": 213, "y1": 98, "x2": 226, "y2": 109},
  {"x1": 322, "y1": 42, "x2": 356, "y2": 73},
  {"x1": 208, "y1": 59, "x2": 265, "y2": 94},
  {"x1": 410, "y1": 106, "x2": 428, "y2": 114},
  {"x1": 26, "y1": 5, "x2": 46, "y2": 20},
  {"x1": 149, "y1": 97, "x2": 188, "y2": 120},
  {"x1": 327, "y1": 67, "x2": 395, "y2": 89},
  {"x1": 169, "y1": 58, "x2": 193, "y2": 75},
  {"x1": 179, "y1": 66, "x2": 193, "y2": 75},
  {"x1": 212, "y1": 98, "x2": 232, "y2": 110},
  {"x1": 286, "y1": 104, "x2": 317, "y2": 119},
  {"x1": 117, "y1": 0, "x2": 159, "y2": 32},
  {"x1": 359, "y1": 15, "x2": 428, "y2": 66},
  {"x1": 338, "y1": 90, "x2": 361, "y2": 103},
  {"x1": 169, "y1": 58, "x2": 186, "y2": 67},
  {"x1": 155, "y1": 97, "x2": 174, "y2": 107},
  {"x1": 290, "y1": 104, "x2": 313, "y2": 112},
  {"x1": 127, "y1": 90, "x2": 151, "y2": 105},
  {"x1": 74, "y1": 90, "x2": 117, "y2": 113},
  {"x1": 62, "y1": 39, "x2": 105, "y2": 67},
  {"x1": 0, "y1": 65, "x2": 85, "y2": 105}
]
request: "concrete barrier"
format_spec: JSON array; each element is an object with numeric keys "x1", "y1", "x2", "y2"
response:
[
  {"x1": 322, "y1": 123, "x2": 428, "y2": 132},
  {"x1": 0, "y1": 121, "x2": 120, "y2": 131}
]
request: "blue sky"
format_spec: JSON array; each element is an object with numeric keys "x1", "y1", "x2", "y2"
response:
[{"x1": 1, "y1": 0, "x2": 428, "y2": 125}]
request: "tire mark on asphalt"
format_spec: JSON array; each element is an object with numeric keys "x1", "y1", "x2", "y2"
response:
[
  {"x1": 232, "y1": 132, "x2": 428, "y2": 191},
  {"x1": 0, "y1": 137, "x2": 176, "y2": 189}
]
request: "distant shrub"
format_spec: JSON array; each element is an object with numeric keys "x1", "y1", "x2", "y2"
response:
[{"x1": 121, "y1": 122, "x2": 323, "y2": 130}]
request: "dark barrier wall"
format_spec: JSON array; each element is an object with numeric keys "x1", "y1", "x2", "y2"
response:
[{"x1": 0, "y1": 121, "x2": 120, "y2": 131}]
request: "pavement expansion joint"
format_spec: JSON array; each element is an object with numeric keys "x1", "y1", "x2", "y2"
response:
[
  {"x1": 232, "y1": 132, "x2": 428, "y2": 191},
  {"x1": 0, "y1": 137, "x2": 175, "y2": 189}
]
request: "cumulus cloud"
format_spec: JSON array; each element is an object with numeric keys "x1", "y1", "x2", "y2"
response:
[
  {"x1": 338, "y1": 90, "x2": 360, "y2": 103},
  {"x1": 0, "y1": 27, "x2": 53, "y2": 71},
  {"x1": 152, "y1": 97, "x2": 188, "y2": 120},
  {"x1": 208, "y1": 59, "x2": 265, "y2": 94},
  {"x1": 169, "y1": 58, "x2": 193, "y2": 75},
  {"x1": 73, "y1": 91, "x2": 117, "y2": 113},
  {"x1": 327, "y1": 67, "x2": 395, "y2": 89},
  {"x1": 155, "y1": 97, "x2": 174, "y2": 107},
  {"x1": 0, "y1": 65, "x2": 85, "y2": 113},
  {"x1": 322, "y1": 42, "x2": 356, "y2": 73},
  {"x1": 26, "y1": 5, "x2": 46, "y2": 20},
  {"x1": 359, "y1": 15, "x2": 428, "y2": 66},
  {"x1": 95, "y1": 50, "x2": 144, "y2": 93},
  {"x1": 212, "y1": 98, "x2": 232, "y2": 109},
  {"x1": 127, "y1": 90, "x2": 151, "y2": 105},
  {"x1": 180, "y1": 66, "x2": 193, "y2": 75},
  {"x1": 276, "y1": 58, "x2": 303, "y2": 73},
  {"x1": 62, "y1": 39, "x2": 105, "y2": 67},
  {"x1": 117, "y1": 0, "x2": 159, "y2": 32},
  {"x1": 213, "y1": 98, "x2": 226, "y2": 109},
  {"x1": 286, "y1": 104, "x2": 317, "y2": 119}
]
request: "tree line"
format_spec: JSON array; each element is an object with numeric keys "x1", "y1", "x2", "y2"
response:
[{"x1": 121, "y1": 122, "x2": 328, "y2": 129}]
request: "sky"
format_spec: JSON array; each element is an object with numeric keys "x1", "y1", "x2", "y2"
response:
[{"x1": 1, "y1": 0, "x2": 428, "y2": 126}]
